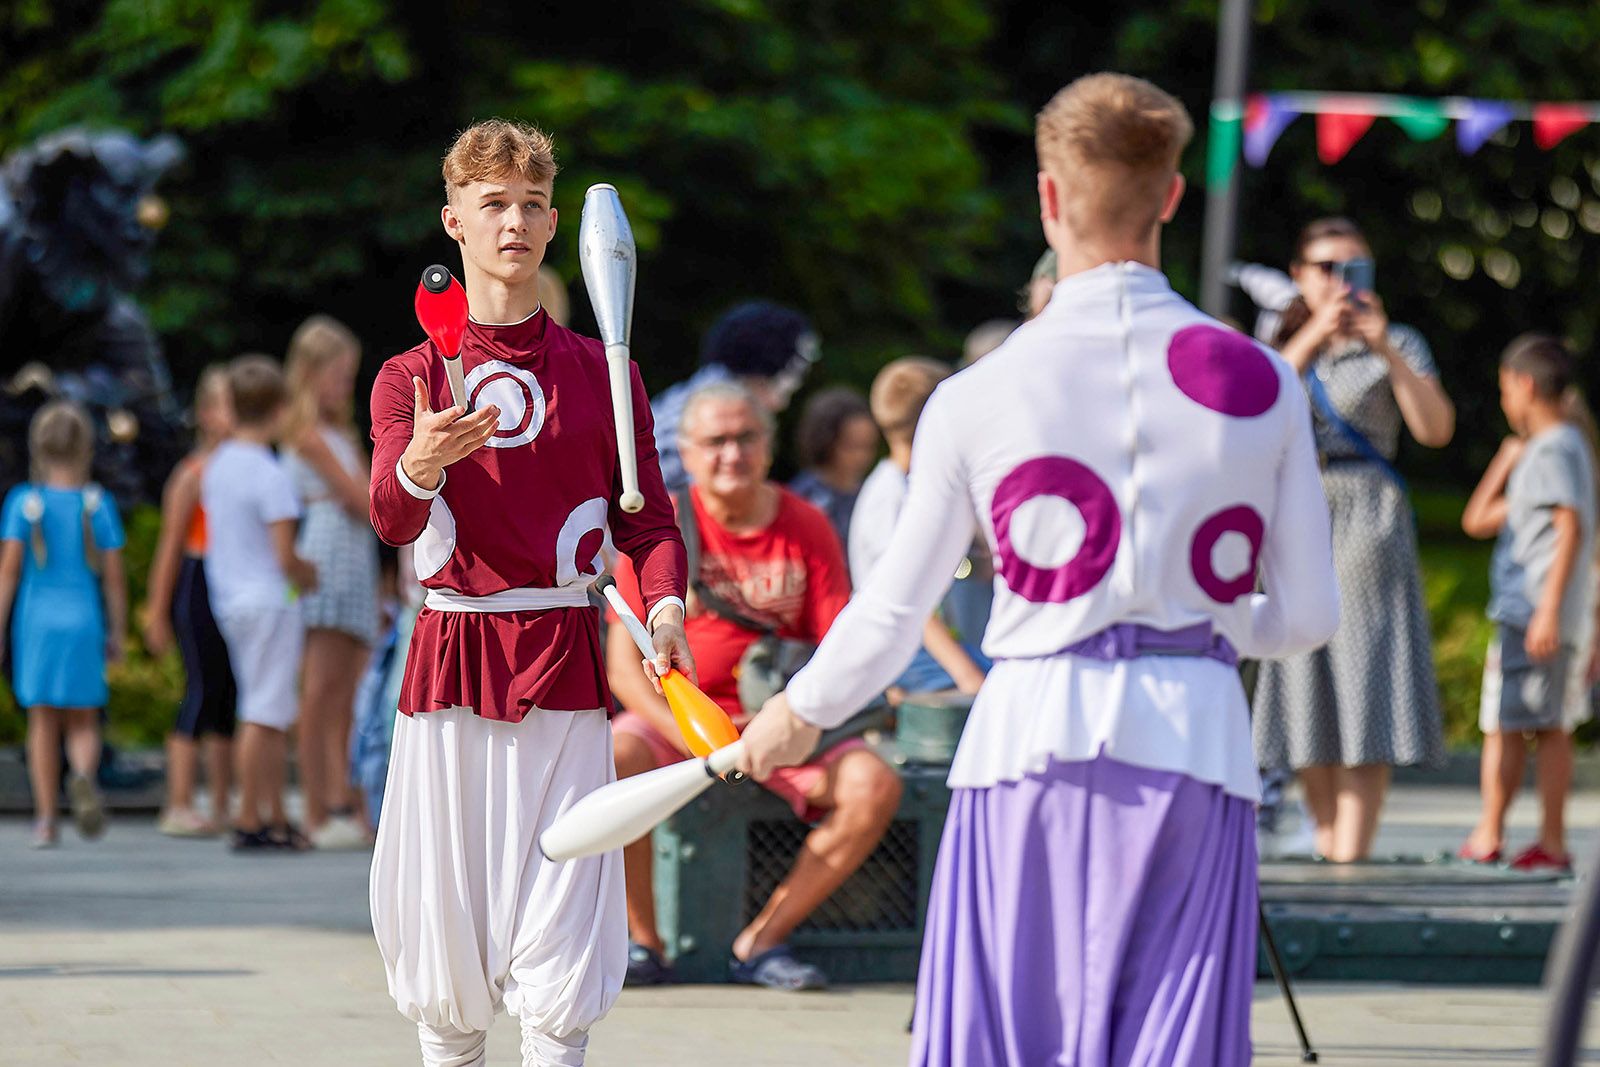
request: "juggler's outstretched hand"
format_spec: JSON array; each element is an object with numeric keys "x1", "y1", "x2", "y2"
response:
[
  {"x1": 400, "y1": 376, "x2": 501, "y2": 490},
  {"x1": 736, "y1": 691, "x2": 821, "y2": 782}
]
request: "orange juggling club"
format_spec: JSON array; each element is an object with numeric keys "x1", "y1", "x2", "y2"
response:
[{"x1": 594, "y1": 575, "x2": 739, "y2": 758}]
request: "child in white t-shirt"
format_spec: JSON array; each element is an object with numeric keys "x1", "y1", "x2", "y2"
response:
[
  {"x1": 851, "y1": 357, "x2": 987, "y2": 699},
  {"x1": 201, "y1": 354, "x2": 317, "y2": 851}
]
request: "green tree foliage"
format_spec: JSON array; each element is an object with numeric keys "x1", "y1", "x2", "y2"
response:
[
  {"x1": 1009, "y1": 0, "x2": 1600, "y2": 481},
  {"x1": 2, "y1": 0, "x2": 1023, "y2": 405},
  {"x1": 10, "y1": 1, "x2": 1600, "y2": 745}
]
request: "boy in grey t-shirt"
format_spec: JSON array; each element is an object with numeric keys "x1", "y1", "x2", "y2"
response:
[{"x1": 1461, "y1": 335, "x2": 1597, "y2": 871}]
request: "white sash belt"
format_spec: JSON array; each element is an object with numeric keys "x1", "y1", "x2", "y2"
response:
[{"x1": 424, "y1": 586, "x2": 592, "y2": 613}]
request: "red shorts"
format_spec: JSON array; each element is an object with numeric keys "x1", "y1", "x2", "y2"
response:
[{"x1": 611, "y1": 711, "x2": 866, "y2": 824}]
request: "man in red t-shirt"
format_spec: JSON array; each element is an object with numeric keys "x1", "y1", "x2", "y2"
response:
[{"x1": 608, "y1": 381, "x2": 903, "y2": 991}]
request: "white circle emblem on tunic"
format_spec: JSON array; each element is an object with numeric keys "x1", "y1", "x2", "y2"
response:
[
  {"x1": 1210, "y1": 530, "x2": 1254, "y2": 585},
  {"x1": 466, "y1": 360, "x2": 545, "y2": 448},
  {"x1": 1008, "y1": 493, "x2": 1085, "y2": 570}
]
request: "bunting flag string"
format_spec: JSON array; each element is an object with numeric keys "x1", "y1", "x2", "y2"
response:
[
  {"x1": 1213, "y1": 91, "x2": 1600, "y2": 183},
  {"x1": 1317, "y1": 111, "x2": 1377, "y2": 164}
]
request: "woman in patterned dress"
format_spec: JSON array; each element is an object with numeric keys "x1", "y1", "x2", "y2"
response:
[
  {"x1": 1253, "y1": 218, "x2": 1456, "y2": 861},
  {"x1": 282, "y1": 315, "x2": 379, "y2": 849}
]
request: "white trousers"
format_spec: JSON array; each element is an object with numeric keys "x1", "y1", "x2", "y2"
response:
[{"x1": 370, "y1": 706, "x2": 626, "y2": 1066}]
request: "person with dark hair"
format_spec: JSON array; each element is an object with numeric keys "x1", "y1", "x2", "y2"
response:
[
  {"x1": 1252, "y1": 217, "x2": 1456, "y2": 862},
  {"x1": 1460, "y1": 334, "x2": 1597, "y2": 872},
  {"x1": 651, "y1": 301, "x2": 820, "y2": 492},
  {"x1": 788, "y1": 386, "x2": 878, "y2": 544}
]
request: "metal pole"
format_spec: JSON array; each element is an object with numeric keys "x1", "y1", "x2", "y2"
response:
[
  {"x1": 1199, "y1": 0, "x2": 1255, "y2": 317},
  {"x1": 1259, "y1": 902, "x2": 1319, "y2": 1063}
]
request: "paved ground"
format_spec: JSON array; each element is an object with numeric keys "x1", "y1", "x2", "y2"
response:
[{"x1": 4, "y1": 783, "x2": 1600, "y2": 1065}]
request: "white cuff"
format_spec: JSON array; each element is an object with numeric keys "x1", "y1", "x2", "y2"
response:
[
  {"x1": 646, "y1": 596, "x2": 686, "y2": 630},
  {"x1": 396, "y1": 458, "x2": 446, "y2": 500}
]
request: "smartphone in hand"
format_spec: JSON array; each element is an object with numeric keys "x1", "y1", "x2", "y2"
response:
[{"x1": 1338, "y1": 258, "x2": 1376, "y2": 305}]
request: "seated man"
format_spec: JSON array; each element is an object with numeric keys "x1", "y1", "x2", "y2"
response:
[{"x1": 608, "y1": 381, "x2": 902, "y2": 992}]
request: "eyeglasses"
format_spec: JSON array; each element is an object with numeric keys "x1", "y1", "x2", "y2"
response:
[
  {"x1": 688, "y1": 430, "x2": 767, "y2": 453},
  {"x1": 1310, "y1": 260, "x2": 1342, "y2": 275}
]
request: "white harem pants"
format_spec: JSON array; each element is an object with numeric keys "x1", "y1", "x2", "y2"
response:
[{"x1": 370, "y1": 706, "x2": 626, "y2": 1066}]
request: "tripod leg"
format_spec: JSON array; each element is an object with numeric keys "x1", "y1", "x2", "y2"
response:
[{"x1": 1259, "y1": 901, "x2": 1318, "y2": 1063}]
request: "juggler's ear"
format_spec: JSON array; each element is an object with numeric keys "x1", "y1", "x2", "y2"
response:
[
  {"x1": 441, "y1": 202, "x2": 464, "y2": 245},
  {"x1": 1159, "y1": 174, "x2": 1186, "y2": 224},
  {"x1": 1037, "y1": 170, "x2": 1062, "y2": 226}
]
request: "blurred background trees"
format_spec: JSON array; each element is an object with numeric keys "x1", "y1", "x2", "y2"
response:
[{"x1": 7, "y1": 0, "x2": 1600, "y2": 743}]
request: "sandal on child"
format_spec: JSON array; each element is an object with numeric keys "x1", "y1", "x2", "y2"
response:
[
  {"x1": 1509, "y1": 843, "x2": 1572, "y2": 873},
  {"x1": 1456, "y1": 841, "x2": 1502, "y2": 865},
  {"x1": 159, "y1": 808, "x2": 221, "y2": 838},
  {"x1": 267, "y1": 823, "x2": 312, "y2": 852},
  {"x1": 31, "y1": 818, "x2": 58, "y2": 849},
  {"x1": 729, "y1": 945, "x2": 828, "y2": 991},
  {"x1": 67, "y1": 773, "x2": 106, "y2": 840},
  {"x1": 230, "y1": 827, "x2": 276, "y2": 852}
]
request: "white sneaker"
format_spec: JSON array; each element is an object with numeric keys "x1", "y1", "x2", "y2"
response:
[{"x1": 310, "y1": 815, "x2": 370, "y2": 851}]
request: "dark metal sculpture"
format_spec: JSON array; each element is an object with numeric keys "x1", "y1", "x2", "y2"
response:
[{"x1": 0, "y1": 128, "x2": 188, "y2": 503}]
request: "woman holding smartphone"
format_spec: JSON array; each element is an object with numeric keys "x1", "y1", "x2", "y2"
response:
[{"x1": 1254, "y1": 216, "x2": 1455, "y2": 862}]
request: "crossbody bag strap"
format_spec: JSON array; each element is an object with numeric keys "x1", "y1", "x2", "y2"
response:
[{"x1": 1306, "y1": 371, "x2": 1409, "y2": 494}]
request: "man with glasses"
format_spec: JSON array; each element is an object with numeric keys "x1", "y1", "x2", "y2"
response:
[
  {"x1": 650, "y1": 301, "x2": 819, "y2": 493},
  {"x1": 606, "y1": 381, "x2": 903, "y2": 991}
]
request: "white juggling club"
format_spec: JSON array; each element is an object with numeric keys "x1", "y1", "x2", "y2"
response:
[
  {"x1": 578, "y1": 184, "x2": 645, "y2": 513},
  {"x1": 540, "y1": 741, "x2": 745, "y2": 862}
]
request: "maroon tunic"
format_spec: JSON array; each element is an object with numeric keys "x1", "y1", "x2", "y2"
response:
[{"x1": 370, "y1": 309, "x2": 685, "y2": 720}]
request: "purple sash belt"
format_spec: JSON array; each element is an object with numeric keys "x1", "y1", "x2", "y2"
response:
[{"x1": 1060, "y1": 622, "x2": 1238, "y2": 668}]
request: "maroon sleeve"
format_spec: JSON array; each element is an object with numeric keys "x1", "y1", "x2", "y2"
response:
[
  {"x1": 608, "y1": 360, "x2": 687, "y2": 615},
  {"x1": 797, "y1": 499, "x2": 852, "y2": 641},
  {"x1": 369, "y1": 357, "x2": 432, "y2": 547}
]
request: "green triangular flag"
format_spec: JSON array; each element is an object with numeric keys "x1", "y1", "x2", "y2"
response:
[
  {"x1": 1206, "y1": 102, "x2": 1243, "y2": 186},
  {"x1": 1391, "y1": 98, "x2": 1450, "y2": 141}
]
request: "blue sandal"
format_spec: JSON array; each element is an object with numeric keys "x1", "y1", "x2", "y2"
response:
[{"x1": 729, "y1": 945, "x2": 828, "y2": 991}]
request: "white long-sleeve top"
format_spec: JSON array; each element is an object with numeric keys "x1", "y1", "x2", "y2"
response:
[{"x1": 785, "y1": 262, "x2": 1339, "y2": 800}]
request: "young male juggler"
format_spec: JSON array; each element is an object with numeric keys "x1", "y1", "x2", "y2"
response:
[
  {"x1": 739, "y1": 74, "x2": 1341, "y2": 1064},
  {"x1": 368, "y1": 120, "x2": 689, "y2": 1067}
]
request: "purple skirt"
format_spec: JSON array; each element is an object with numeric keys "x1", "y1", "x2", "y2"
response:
[{"x1": 912, "y1": 753, "x2": 1257, "y2": 1067}]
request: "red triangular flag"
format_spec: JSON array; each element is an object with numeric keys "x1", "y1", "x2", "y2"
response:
[
  {"x1": 1317, "y1": 111, "x2": 1376, "y2": 164},
  {"x1": 1533, "y1": 103, "x2": 1591, "y2": 150}
]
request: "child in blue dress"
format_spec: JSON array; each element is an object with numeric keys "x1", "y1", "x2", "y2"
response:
[{"x1": 0, "y1": 401, "x2": 127, "y2": 847}]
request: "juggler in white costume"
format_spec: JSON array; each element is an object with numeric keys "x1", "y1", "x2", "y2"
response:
[
  {"x1": 779, "y1": 263, "x2": 1341, "y2": 1064},
  {"x1": 367, "y1": 310, "x2": 686, "y2": 1066}
]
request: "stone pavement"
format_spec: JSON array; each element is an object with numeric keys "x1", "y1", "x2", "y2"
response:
[{"x1": 3, "y1": 782, "x2": 1600, "y2": 1065}]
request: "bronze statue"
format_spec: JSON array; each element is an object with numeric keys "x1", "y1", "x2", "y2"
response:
[{"x1": 0, "y1": 128, "x2": 187, "y2": 503}]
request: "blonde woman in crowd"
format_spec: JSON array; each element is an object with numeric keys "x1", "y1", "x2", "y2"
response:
[{"x1": 282, "y1": 315, "x2": 379, "y2": 849}]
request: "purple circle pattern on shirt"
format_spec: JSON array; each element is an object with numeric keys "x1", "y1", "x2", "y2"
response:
[
  {"x1": 991, "y1": 456, "x2": 1120, "y2": 603},
  {"x1": 1167, "y1": 324, "x2": 1279, "y2": 417},
  {"x1": 1190, "y1": 505, "x2": 1265, "y2": 603}
]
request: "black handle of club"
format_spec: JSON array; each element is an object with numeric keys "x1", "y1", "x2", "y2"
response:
[{"x1": 421, "y1": 264, "x2": 452, "y2": 294}]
